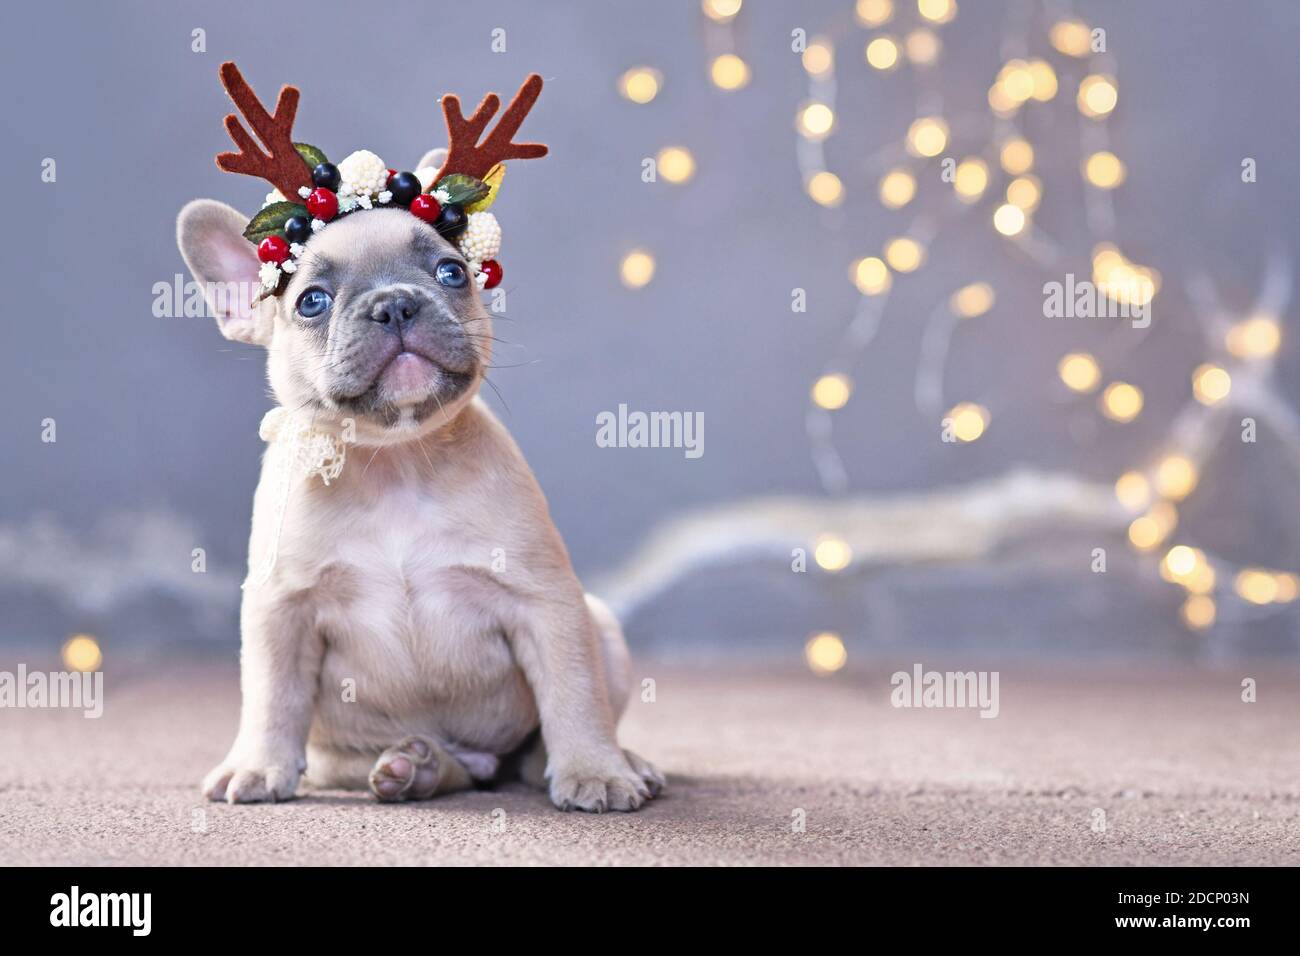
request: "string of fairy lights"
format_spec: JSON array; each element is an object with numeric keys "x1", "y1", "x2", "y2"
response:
[
  {"x1": 789, "y1": 0, "x2": 1297, "y2": 654},
  {"x1": 618, "y1": 0, "x2": 1296, "y2": 672}
]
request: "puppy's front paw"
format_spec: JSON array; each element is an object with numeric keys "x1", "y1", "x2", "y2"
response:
[
  {"x1": 623, "y1": 748, "x2": 666, "y2": 797},
  {"x1": 549, "y1": 752, "x2": 654, "y2": 813},
  {"x1": 202, "y1": 758, "x2": 301, "y2": 804}
]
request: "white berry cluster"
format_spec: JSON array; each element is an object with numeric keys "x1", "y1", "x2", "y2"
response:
[
  {"x1": 458, "y1": 211, "x2": 502, "y2": 264},
  {"x1": 337, "y1": 149, "x2": 388, "y2": 199}
]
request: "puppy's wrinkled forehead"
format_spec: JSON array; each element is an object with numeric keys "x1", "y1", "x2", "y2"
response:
[{"x1": 286, "y1": 209, "x2": 461, "y2": 295}]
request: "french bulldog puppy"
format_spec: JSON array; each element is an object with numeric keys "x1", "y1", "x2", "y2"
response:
[{"x1": 177, "y1": 150, "x2": 662, "y2": 812}]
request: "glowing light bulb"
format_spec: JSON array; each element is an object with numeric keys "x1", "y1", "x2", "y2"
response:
[
  {"x1": 656, "y1": 146, "x2": 695, "y2": 184},
  {"x1": 952, "y1": 157, "x2": 989, "y2": 201},
  {"x1": 62, "y1": 634, "x2": 102, "y2": 672},
  {"x1": 884, "y1": 237, "x2": 924, "y2": 272},
  {"x1": 1058, "y1": 352, "x2": 1101, "y2": 392},
  {"x1": 807, "y1": 170, "x2": 844, "y2": 207},
  {"x1": 999, "y1": 138, "x2": 1034, "y2": 174},
  {"x1": 710, "y1": 53, "x2": 751, "y2": 90},
  {"x1": 619, "y1": 67, "x2": 662, "y2": 104},
  {"x1": 620, "y1": 250, "x2": 655, "y2": 288},
  {"x1": 906, "y1": 116, "x2": 948, "y2": 157},
  {"x1": 1078, "y1": 74, "x2": 1118, "y2": 117},
  {"x1": 988, "y1": 83, "x2": 1017, "y2": 117},
  {"x1": 905, "y1": 29, "x2": 940, "y2": 65},
  {"x1": 814, "y1": 535, "x2": 853, "y2": 572},
  {"x1": 1192, "y1": 364, "x2": 1231, "y2": 405},
  {"x1": 1162, "y1": 545, "x2": 1201, "y2": 581},
  {"x1": 1101, "y1": 382, "x2": 1143, "y2": 422},
  {"x1": 993, "y1": 203, "x2": 1026, "y2": 236},
  {"x1": 1236, "y1": 568, "x2": 1279, "y2": 605},
  {"x1": 812, "y1": 373, "x2": 852, "y2": 410},
  {"x1": 879, "y1": 168, "x2": 917, "y2": 209},
  {"x1": 797, "y1": 101, "x2": 836, "y2": 141},
  {"x1": 1226, "y1": 315, "x2": 1281, "y2": 359},
  {"x1": 1084, "y1": 151, "x2": 1126, "y2": 189},
  {"x1": 851, "y1": 256, "x2": 892, "y2": 295},
  {"x1": 702, "y1": 0, "x2": 743, "y2": 22},
  {"x1": 950, "y1": 282, "x2": 994, "y2": 318},
  {"x1": 805, "y1": 631, "x2": 848, "y2": 675},
  {"x1": 1028, "y1": 59, "x2": 1058, "y2": 101},
  {"x1": 866, "y1": 36, "x2": 901, "y2": 71},
  {"x1": 855, "y1": 0, "x2": 894, "y2": 27},
  {"x1": 1155, "y1": 455, "x2": 1197, "y2": 501},
  {"x1": 917, "y1": 0, "x2": 957, "y2": 25},
  {"x1": 997, "y1": 59, "x2": 1035, "y2": 103},
  {"x1": 1050, "y1": 20, "x2": 1092, "y2": 57},
  {"x1": 1181, "y1": 595, "x2": 1216, "y2": 630},
  {"x1": 802, "y1": 39, "x2": 834, "y2": 76},
  {"x1": 946, "y1": 402, "x2": 988, "y2": 442},
  {"x1": 1006, "y1": 175, "x2": 1041, "y2": 212},
  {"x1": 1114, "y1": 471, "x2": 1151, "y2": 512},
  {"x1": 1128, "y1": 503, "x2": 1176, "y2": 551}
]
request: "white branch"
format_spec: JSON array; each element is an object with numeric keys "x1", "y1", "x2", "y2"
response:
[{"x1": 597, "y1": 469, "x2": 1125, "y2": 618}]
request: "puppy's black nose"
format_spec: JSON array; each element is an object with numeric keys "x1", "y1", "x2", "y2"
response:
[{"x1": 369, "y1": 295, "x2": 420, "y2": 325}]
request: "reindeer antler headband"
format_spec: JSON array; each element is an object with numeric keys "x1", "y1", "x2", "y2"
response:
[{"x1": 213, "y1": 61, "x2": 548, "y2": 296}]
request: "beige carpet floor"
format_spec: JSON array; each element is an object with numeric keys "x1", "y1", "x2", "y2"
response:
[{"x1": 1, "y1": 660, "x2": 1297, "y2": 865}]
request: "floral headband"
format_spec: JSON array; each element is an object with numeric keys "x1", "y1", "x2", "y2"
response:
[{"x1": 213, "y1": 61, "x2": 548, "y2": 296}]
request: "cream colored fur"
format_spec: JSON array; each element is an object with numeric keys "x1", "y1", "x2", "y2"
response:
[{"x1": 176, "y1": 189, "x2": 661, "y2": 812}]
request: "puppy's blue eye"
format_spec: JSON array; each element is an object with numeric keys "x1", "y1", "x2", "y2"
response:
[
  {"x1": 296, "y1": 288, "x2": 333, "y2": 318},
  {"x1": 435, "y1": 260, "x2": 468, "y2": 289}
]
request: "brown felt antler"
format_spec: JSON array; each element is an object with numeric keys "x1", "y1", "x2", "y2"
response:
[
  {"x1": 214, "y1": 61, "x2": 312, "y2": 200},
  {"x1": 437, "y1": 73, "x2": 549, "y2": 181}
]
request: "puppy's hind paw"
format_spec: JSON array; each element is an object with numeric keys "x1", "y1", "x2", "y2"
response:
[{"x1": 369, "y1": 735, "x2": 442, "y2": 802}]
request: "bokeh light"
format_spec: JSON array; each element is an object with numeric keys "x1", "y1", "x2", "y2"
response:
[
  {"x1": 1101, "y1": 382, "x2": 1143, "y2": 422},
  {"x1": 710, "y1": 53, "x2": 751, "y2": 90},
  {"x1": 1058, "y1": 352, "x2": 1101, "y2": 392},
  {"x1": 807, "y1": 171, "x2": 844, "y2": 207},
  {"x1": 946, "y1": 402, "x2": 988, "y2": 442},
  {"x1": 805, "y1": 631, "x2": 848, "y2": 675},
  {"x1": 812, "y1": 373, "x2": 853, "y2": 410},
  {"x1": 618, "y1": 67, "x2": 662, "y2": 104},
  {"x1": 62, "y1": 634, "x2": 102, "y2": 672},
  {"x1": 619, "y1": 250, "x2": 655, "y2": 288},
  {"x1": 656, "y1": 146, "x2": 695, "y2": 184},
  {"x1": 851, "y1": 256, "x2": 892, "y2": 295}
]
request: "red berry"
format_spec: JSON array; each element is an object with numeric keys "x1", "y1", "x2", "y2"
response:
[
  {"x1": 306, "y1": 187, "x2": 339, "y2": 221},
  {"x1": 409, "y1": 194, "x2": 441, "y2": 223},
  {"x1": 258, "y1": 235, "x2": 290, "y2": 264},
  {"x1": 387, "y1": 168, "x2": 397, "y2": 179},
  {"x1": 480, "y1": 259, "x2": 503, "y2": 289}
]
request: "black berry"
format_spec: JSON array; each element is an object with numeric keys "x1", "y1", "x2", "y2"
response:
[
  {"x1": 284, "y1": 215, "x2": 312, "y2": 244},
  {"x1": 386, "y1": 171, "x2": 422, "y2": 206},
  {"x1": 435, "y1": 203, "x2": 467, "y2": 239},
  {"x1": 311, "y1": 162, "x2": 341, "y2": 191}
]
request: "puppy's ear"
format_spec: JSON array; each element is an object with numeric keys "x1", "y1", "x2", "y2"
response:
[
  {"x1": 176, "y1": 199, "x2": 275, "y2": 347},
  {"x1": 416, "y1": 147, "x2": 447, "y2": 174}
]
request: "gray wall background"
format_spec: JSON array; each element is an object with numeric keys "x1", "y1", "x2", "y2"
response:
[{"x1": 2, "y1": 1, "x2": 1299, "y2": 660}]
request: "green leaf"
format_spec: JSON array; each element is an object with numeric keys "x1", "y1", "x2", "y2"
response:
[
  {"x1": 243, "y1": 201, "x2": 309, "y2": 244},
  {"x1": 465, "y1": 163, "x2": 505, "y2": 213},
  {"x1": 294, "y1": 143, "x2": 329, "y2": 168},
  {"x1": 434, "y1": 173, "x2": 489, "y2": 206}
]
